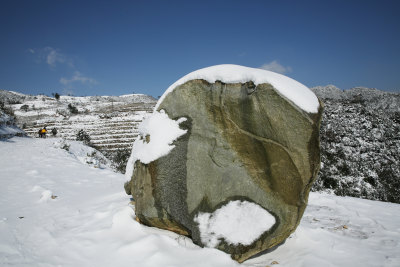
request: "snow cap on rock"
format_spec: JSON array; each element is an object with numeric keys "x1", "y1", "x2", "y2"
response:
[{"x1": 156, "y1": 64, "x2": 320, "y2": 113}]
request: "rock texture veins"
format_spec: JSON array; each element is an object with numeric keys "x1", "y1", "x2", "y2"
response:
[{"x1": 125, "y1": 66, "x2": 323, "y2": 262}]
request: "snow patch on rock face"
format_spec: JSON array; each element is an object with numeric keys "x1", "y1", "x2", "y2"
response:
[
  {"x1": 194, "y1": 200, "x2": 276, "y2": 247},
  {"x1": 156, "y1": 64, "x2": 319, "y2": 113},
  {"x1": 125, "y1": 110, "x2": 187, "y2": 178}
]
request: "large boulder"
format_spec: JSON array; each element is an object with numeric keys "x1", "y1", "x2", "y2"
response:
[{"x1": 125, "y1": 64, "x2": 323, "y2": 262}]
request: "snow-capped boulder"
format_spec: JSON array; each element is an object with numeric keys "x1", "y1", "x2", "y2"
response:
[{"x1": 125, "y1": 64, "x2": 323, "y2": 262}]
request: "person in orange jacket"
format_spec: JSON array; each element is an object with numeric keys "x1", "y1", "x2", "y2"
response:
[{"x1": 39, "y1": 127, "x2": 47, "y2": 138}]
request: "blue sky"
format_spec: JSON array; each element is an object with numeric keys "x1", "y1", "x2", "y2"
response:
[{"x1": 1, "y1": 0, "x2": 399, "y2": 97}]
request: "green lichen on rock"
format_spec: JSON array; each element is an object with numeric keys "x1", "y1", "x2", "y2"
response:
[{"x1": 126, "y1": 79, "x2": 323, "y2": 262}]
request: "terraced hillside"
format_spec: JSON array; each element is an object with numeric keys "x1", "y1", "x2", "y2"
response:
[{"x1": 1, "y1": 90, "x2": 157, "y2": 153}]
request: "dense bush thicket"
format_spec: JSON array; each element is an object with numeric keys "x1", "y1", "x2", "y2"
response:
[
  {"x1": 0, "y1": 100, "x2": 25, "y2": 138},
  {"x1": 311, "y1": 87, "x2": 400, "y2": 203},
  {"x1": 0, "y1": 101, "x2": 15, "y2": 118},
  {"x1": 76, "y1": 129, "x2": 91, "y2": 146},
  {"x1": 104, "y1": 149, "x2": 131, "y2": 174},
  {"x1": 68, "y1": 103, "x2": 78, "y2": 114}
]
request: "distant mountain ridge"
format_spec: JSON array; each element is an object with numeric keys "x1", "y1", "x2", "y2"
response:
[{"x1": 0, "y1": 89, "x2": 157, "y2": 105}]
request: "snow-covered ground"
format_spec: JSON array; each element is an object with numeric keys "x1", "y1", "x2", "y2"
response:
[{"x1": 1, "y1": 137, "x2": 399, "y2": 267}]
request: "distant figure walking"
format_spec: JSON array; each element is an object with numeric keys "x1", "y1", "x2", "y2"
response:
[
  {"x1": 39, "y1": 127, "x2": 47, "y2": 138},
  {"x1": 51, "y1": 128, "x2": 57, "y2": 137}
]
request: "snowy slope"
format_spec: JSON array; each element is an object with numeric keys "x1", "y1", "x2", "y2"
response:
[
  {"x1": 0, "y1": 108, "x2": 25, "y2": 139},
  {"x1": 0, "y1": 124, "x2": 24, "y2": 139},
  {"x1": 2, "y1": 90, "x2": 157, "y2": 153},
  {"x1": 1, "y1": 137, "x2": 399, "y2": 267}
]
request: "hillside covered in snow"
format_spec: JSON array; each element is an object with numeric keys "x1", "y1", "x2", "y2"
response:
[
  {"x1": 1, "y1": 137, "x2": 399, "y2": 267},
  {"x1": 311, "y1": 86, "x2": 400, "y2": 203},
  {"x1": 0, "y1": 89, "x2": 157, "y2": 171},
  {"x1": 1, "y1": 86, "x2": 399, "y2": 204},
  {"x1": 0, "y1": 96, "x2": 25, "y2": 139},
  {"x1": 0, "y1": 89, "x2": 156, "y2": 152}
]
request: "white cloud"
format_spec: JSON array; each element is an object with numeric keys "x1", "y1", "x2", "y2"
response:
[
  {"x1": 259, "y1": 60, "x2": 292, "y2": 74},
  {"x1": 29, "y1": 47, "x2": 96, "y2": 87},
  {"x1": 60, "y1": 71, "x2": 98, "y2": 85},
  {"x1": 44, "y1": 47, "x2": 67, "y2": 67},
  {"x1": 29, "y1": 47, "x2": 74, "y2": 68}
]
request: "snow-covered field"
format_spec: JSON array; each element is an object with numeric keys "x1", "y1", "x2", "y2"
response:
[{"x1": 1, "y1": 137, "x2": 399, "y2": 267}]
